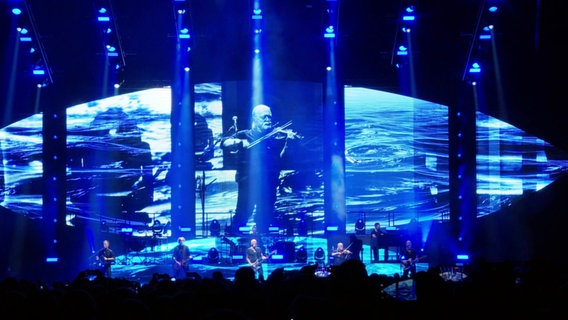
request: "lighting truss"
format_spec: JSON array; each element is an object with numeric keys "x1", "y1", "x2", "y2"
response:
[{"x1": 14, "y1": 1, "x2": 53, "y2": 87}]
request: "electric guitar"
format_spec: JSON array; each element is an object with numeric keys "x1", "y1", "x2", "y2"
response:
[
  {"x1": 251, "y1": 250, "x2": 277, "y2": 271},
  {"x1": 401, "y1": 255, "x2": 427, "y2": 271},
  {"x1": 172, "y1": 256, "x2": 193, "y2": 272}
]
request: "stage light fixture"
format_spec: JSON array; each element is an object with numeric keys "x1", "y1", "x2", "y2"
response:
[
  {"x1": 106, "y1": 45, "x2": 119, "y2": 57},
  {"x1": 469, "y1": 62, "x2": 481, "y2": 73},
  {"x1": 12, "y1": 8, "x2": 23, "y2": 15},
  {"x1": 396, "y1": 45, "x2": 408, "y2": 56},
  {"x1": 210, "y1": 219, "x2": 221, "y2": 237},
  {"x1": 178, "y1": 28, "x2": 190, "y2": 39},
  {"x1": 296, "y1": 246, "x2": 307, "y2": 263},
  {"x1": 252, "y1": 9, "x2": 263, "y2": 20},
  {"x1": 18, "y1": 27, "x2": 32, "y2": 42},
  {"x1": 324, "y1": 25, "x2": 335, "y2": 38},
  {"x1": 97, "y1": 7, "x2": 110, "y2": 22},
  {"x1": 456, "y1": 254, "x2": 470, "y2": 261},
  {"x1": 178, "y1": 226, "x2": 192, "y2": 232},
  {"x1": 403, "y1": 6, "x2": 415, "y2": 21},
  {"x1": 477, "y1": 25, "x2": 493, "y2": 41},
  {"x1": 326, "y1": 225, "x2": 338, "y2": 232},
  {"x1": 207, "y1": 247, "x2": 220, "y2": 264},
  {"x1": 271, "y1": 254, "x2": 284, "y2": 261},
  {"x1": 314, "y1": 247, "x2": 325, "y2": 264},
  {"x1": 355, "y1": 218, "x2": 365, "y2": 235},
  {"x1": 238, "y1": 225, "x2": 251, "y2": 233}
]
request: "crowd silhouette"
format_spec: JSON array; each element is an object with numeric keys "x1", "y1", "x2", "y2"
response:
[{"x1": 0, "y1": 258, "x2": 565, "y2": 319}]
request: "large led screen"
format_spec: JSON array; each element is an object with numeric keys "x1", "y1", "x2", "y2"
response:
[{"x1": 2, "y1": 84, "x2": 568, "y2": 244}]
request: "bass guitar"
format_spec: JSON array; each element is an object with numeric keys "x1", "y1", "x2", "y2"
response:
[{"x1": 251, "y1": 250, "x2": 277, "y2": 271}]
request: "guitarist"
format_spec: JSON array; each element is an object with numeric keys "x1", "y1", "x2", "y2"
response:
[
  {"x1": 400, "y1": 239, "x2": 417, "y2": 279},
  {"x1": 172, "y1": 236, "x2": 193, "y2": 279},
  {"x1": 246, "y1": 238, "x2": 269, "y2": 281},
  {"x1": 96, "y1": 239, "x2": 115, "y2": 278}
]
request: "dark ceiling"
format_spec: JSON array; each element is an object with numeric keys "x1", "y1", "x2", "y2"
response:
[{"x1": 1, "y1": 0, "x2": 567, "y2": 150}]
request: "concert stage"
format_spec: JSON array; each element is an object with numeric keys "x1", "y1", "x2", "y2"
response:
[{"x1": 104, "y1": 236, "x2": 429, "y2": 286}]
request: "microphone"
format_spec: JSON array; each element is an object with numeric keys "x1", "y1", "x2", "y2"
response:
[{"x1": 232, "y1": 116, "x2": 238, "y2": 131}]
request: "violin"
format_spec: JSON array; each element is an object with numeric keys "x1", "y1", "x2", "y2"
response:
[
  {"x1": 273, "y1": 127, "x2": 303, "y2": 140},
  {"x1": 246, "y1": 120, "x2": 303, "y2": 149}
]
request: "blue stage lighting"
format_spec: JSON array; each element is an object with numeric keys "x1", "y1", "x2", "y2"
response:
[
  {"x1": 469, "y1": 62, "x2": 481, "y2": 73},
  {"x1": 12, "y1": 8, "x2": 22, "y2": 15},
  {"x1": 32, "y1": 69, "x2": 45, "y2": 75},
  {"x1": 402, "y1": 5, "x2": 416, "y2": 21},
  {"x1": 179, "y1": 28, "x2": 190, "y2": 39},
  {"x1": 46, "y1": 257, "x2": 59, "y2": 263},
  {"x1": 326, "y1": 225, "x2": 338, "y2": 232},
  {"x1": 324, "y1": 26, "x2": 335, "y2": 38},
  {"x1": 238, "y1": 226, "x2": 251, "y2": 233},
  {"x1": 97, "y1": 7, "x2": 110, "y2": 22},
  {"x1": 456, "y1": 254, "x2": 470, "y2": 261},
  {"x1": 120, "y1": 227, "x2": 133, "y2": 233},
  {"x1": 252, "y1": 9, "x2": 263, "y2": 20},
  {"x1": 396, "y1": 45, "x2": 408, "y2": 56},
  {"x1": 106, "y1": 45, "x2": 118, "y2": 57},
  {"x1": 271, "y1": 254, "x2": 284, "y2": 261}
]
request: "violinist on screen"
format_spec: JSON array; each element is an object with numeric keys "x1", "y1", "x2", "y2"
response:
[{"x1": 221, "y1": 104, "x2": 301, "y2": 235}]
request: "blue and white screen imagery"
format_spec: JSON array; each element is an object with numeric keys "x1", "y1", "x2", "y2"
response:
[{"x1": 1, "y1": 84, "x2": 567, "y2": 236}]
